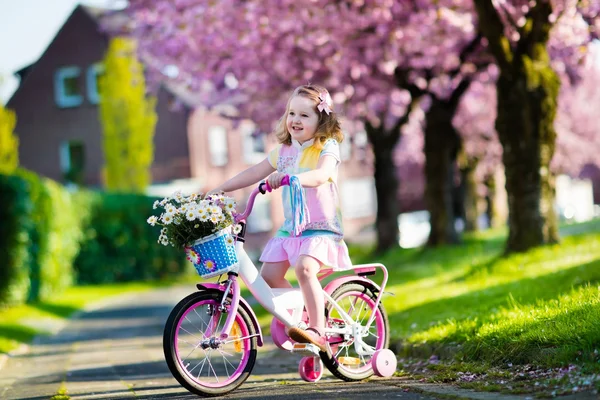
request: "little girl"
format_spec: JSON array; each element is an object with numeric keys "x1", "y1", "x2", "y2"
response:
[{"x1": 209, "y1": 84, "x2": 352, "y2": 351}]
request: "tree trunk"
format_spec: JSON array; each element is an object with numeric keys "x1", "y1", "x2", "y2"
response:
[
  {"x1": 474, "y1": 0, "x2": 560, "y2": 253},
  {"x1": 484, "y1": 166, "x2": 508, "y2": 229},
  {"x1": 496, "y1": 64, "x2": 560, "y2": 252},
  {"x1": 365, "y1": 122, "x2": 400, "y2": 253},
  {"x1": 456, "y1": 142, "x2": 480, "y2": 232},
  {"x1": 424, "y1": 101, "x2": 461, "y2": 246},
  {"x1": 460, "y1": 162, "x2": 480, "y2": 232}
]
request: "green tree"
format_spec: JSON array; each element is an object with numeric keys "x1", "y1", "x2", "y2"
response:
[
  {"x1": 99, "y1": 37, "x2": 157, "y2": 193},
  {"x1": 0, "y1": 104, "x2": 19, "y2": 174}
]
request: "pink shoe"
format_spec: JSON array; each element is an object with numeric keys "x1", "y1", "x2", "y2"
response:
[{"x1": 288, "y1": 326, "x2": 329, "y2": 353}]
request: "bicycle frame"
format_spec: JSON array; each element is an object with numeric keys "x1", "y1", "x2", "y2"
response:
[{"x1": 212, "y1": 184, "x2": 390, "y2": 356}]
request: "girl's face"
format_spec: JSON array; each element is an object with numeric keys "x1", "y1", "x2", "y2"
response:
[{"x1": 286, "y1": 95, "x2": 319, "y2": 144}]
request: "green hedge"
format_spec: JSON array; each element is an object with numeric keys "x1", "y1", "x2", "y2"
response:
[
  {"x1": 0, "y1": 174, "x2": 33, "y2": 306},
  {"x1": 35, "y1": 179, "x2": 86, "y2": 300},
  {"x1": 74, "y1": 192, "x2": 185, "y2": 284},
  {"x1": 0, "y1": 170, "x2": 83, "y2": 305},
  {"x1": 0, "y1": 170, "x2": 186, "y2": 307}
]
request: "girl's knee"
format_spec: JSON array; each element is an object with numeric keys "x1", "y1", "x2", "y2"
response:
[{"x1": 294, "y1": 256, "x2": 321, "y2": 281}]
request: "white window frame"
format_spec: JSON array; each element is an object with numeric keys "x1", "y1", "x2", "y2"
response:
[
  {"x1": 241, "y1": 123, "x2": 266, "y2": 165},
  {"x1": 59, "y1": 140, "x2": 85, "y2": 183},
  {"x1": 86, "y1": 63, "x2": 105, "y2": 105},
  {"x1": 208, "y1": 126, "x2": 229, "y2": 167},
  {"x1": 54, "y1": 66, "x2": 83, "y2": 108}
]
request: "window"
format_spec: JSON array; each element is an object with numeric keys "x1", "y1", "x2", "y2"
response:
[
  {"x1": 340, "y1": 133, "x2": 351, "y2": 161},
  {"x1": 59, "y1": 141, "x2": 85, "y2": 185},
  {"x1": 340, "y1": 178, "x2": 376, "y2": 219},
  {"x1": 354, "y1": 130, "x2": 369, "y2": 161},
  {"x1": 241, "y1": 124, "x2": 266, "y2": 164},
  {"x1": 86, "y1": 63, "x2": 105, "y2": 104},
  {"x1": 246, "y1": 196, "x2": 273, "y2": 233},
  {"x1": 208, "y1": 126, "x2": 229, "y2": 166},
  {"x1": 54, "y1": 66, "x2": 83, "y2": 108}
]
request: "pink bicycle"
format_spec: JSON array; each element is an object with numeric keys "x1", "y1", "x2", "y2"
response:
[{"x1": 163, "y1": 181, "x2": 397, "y2": 397}]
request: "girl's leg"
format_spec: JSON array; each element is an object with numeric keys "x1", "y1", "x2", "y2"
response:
[
  {"x1": 294, "y1": 255, "x2": 324, "y2": 330},
  {"x1": 260, "y1": 261, "x2": 292, "y2": 288}
]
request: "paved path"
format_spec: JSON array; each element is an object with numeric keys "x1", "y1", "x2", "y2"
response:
[{"x1": 0, "y1": 286, "x2": 566, "y2": 400}]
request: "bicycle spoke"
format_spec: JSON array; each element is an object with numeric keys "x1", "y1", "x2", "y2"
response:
[
  {"x1": 206, "y1": 351, "x2": 220, "y2": 382},
  {"x1": 180, "y1": 326, "x2": 205, "y2": 343},
  {"x1": 169, "y1": 296, "x2": 256, "y2": 391},
  {"x1": 181, "y1": 340, "x2": 203, "y2": 362}
]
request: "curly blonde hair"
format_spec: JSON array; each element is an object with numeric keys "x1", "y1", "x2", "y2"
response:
[{"x1": 273, "y1": 84, "x2": 344, "y2": 148}]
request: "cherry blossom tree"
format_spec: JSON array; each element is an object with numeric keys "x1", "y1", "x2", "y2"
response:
[
  {"x1": 121, "y1": 0, "x2": 482, "y2": 252},
  {"x1": 473, "y1": 0, "x2": 597, "y2": 252},
  {"x1": 120, "y1": 0, "x2": 597, "y2": 253}
]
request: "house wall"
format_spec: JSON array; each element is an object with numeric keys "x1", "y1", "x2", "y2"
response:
[{"x1": 7, "y1": 6, "x2": 190, "y2": 186}]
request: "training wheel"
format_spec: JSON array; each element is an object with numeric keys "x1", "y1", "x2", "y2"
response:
[
  {"x1": 298, "y1": 356, "x2": 324, "y2": 382},
  {"x1": 372, "y1": 349, "x2": 397, "y2": 377}
]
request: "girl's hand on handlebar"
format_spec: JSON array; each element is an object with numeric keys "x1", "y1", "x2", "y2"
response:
[{"x1": 267, "y1": 172, "x2": 287, "y2": 190}]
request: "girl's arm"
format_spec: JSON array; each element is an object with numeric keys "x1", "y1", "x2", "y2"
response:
[
  {"x1": 211, "y1": 158, "x2": 276, "y2": 193},
  {"x1": 294, "y1": 155, "x2": 338, "y2": 188}
]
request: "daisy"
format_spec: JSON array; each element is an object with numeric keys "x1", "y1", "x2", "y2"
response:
[
  {"x1": 161, "y1": 213, "x2": 174, "y2": 225},
  {"x1": 147, "y1": 216, "x2": 158, "y2": 226},
  {"x1": 166, "y1": 204, "x2": 176, "y2": 214},
  {"x1": 186, "y1": 210, "x2": 196, "y2": 221}
]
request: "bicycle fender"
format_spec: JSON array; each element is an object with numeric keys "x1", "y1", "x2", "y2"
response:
[
  {"x1": 196, "y1": 283, "x2": 264, "y2": 347},
  {"x1": 322, "y1": 276, "x2": 381, "y2": 296}
]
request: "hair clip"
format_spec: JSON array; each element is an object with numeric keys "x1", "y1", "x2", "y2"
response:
[{"x1": 317, "y1": 92, "x2": 333, "y2": 115}]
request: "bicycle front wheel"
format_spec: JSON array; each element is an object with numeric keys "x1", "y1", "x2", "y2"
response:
[
  {"x1": 322, "y1": 282, "x2": 390, "y2": 381},
  {"x1": 163, "y1": 291, "x2": 257, "y2": 397}
]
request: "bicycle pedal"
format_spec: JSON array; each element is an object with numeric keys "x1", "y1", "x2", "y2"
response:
[{"x1": 291, "y1": 343, "x2": 320, "y2": 356}]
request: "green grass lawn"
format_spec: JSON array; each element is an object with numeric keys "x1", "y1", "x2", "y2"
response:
[{"x1": 348, "y1": 219, "x2": 600, "y2": 372}]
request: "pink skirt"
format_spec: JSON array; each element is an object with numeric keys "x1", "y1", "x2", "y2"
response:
[{"x1": 259, "y1": 235, "x2": 353, "y2": 271}]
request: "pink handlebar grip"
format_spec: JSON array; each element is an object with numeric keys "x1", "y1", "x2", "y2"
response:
[
  {"x1": 264, "y1": 181, "x2": 273, "y2": 192},
  {"x1": 281, "y1": 175, "x2": 290, "y2": 186}
]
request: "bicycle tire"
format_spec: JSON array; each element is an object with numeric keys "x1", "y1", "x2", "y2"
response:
[
  {"x1": 321, "y1": 282, "x2": 390, "y2": 381},
  {"x1": 163, "y1": 291, "x2": 258, "y2": 397}
]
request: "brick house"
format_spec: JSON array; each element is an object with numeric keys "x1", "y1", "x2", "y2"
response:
[
  {"x1": 6, "y1": 5, "x2": 381, "y2": 254},
  {"x1": 7, "y1": 6, "x2": 191, "y2": 188}
]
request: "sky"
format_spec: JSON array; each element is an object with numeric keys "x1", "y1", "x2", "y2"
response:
[{"x1": 0, "y1": 0, "x2": 126, "y2": 104}]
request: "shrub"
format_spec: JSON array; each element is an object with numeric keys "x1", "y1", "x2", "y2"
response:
[
  {"x1": 0, "y1": 173, "x2": 32, "y2": 306},
  {"x1": 75, "y1": 192, "x2": 185, "y2": 284}
]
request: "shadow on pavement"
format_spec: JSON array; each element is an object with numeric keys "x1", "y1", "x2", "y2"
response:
[{"x1": 77, "y1": 304, "x2": 175, "y2": 320}]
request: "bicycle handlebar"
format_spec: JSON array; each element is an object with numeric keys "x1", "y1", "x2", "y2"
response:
[{"x1": 234, "y1": 175, "x2": 290, "y2": 223}]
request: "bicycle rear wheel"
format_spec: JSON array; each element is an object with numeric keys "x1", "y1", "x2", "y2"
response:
[
  {"x1": 163, "y1": 291, "x2": 257, "y2": 397},
  {"x1": 322, "y1": 282, "x2": 390, "y2": 381}
]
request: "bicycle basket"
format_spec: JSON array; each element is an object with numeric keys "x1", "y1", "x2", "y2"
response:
[{"x1": 186, "y1": 228, "x2": 239, "y2": 279}]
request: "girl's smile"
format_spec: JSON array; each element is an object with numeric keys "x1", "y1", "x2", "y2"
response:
[{"x1": 286, "y1": 95, "x2": 319, "y2": 144}]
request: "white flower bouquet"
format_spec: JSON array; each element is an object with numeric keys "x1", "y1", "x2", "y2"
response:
[{"x1": 147, "y1": 190, "x2": 242, "y2": 249}]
